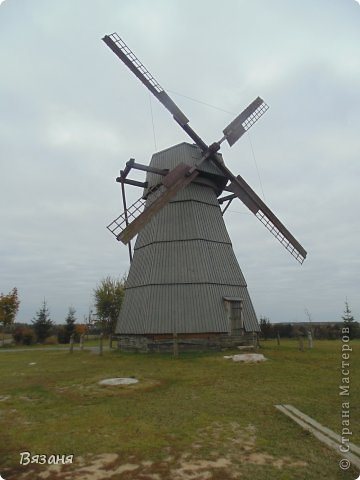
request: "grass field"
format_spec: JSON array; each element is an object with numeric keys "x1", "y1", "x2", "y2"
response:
[{"x1": 0, "y1": 339, "x2": 359, "y2": 479}]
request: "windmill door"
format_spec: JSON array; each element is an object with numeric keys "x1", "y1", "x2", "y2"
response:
[
  {"x1": 230, "y1": 300, "x2": 243, "y2": 336},
  {"x1": 223, "y1": 297, "x2": 245, "y2": 336},
  {"x1": 223, "y1": 298, "x2": 244, "y2": 336}
]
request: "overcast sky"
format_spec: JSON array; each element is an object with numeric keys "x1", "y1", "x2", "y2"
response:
[{"x1": 1, "y1": 0, "x2": 359, "y2": 325}]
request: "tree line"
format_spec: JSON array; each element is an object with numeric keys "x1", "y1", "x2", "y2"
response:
[
  {"x1": 259, "y1": 301, "x2": 359, "y2": 341},
  {"x1": 1, "y1": 282, "x2": 359, "y2": 345},
  {"x1": 0, "y1": 276, "x2": 126, "y2": 345}
]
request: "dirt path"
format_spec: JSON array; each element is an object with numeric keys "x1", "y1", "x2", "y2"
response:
[{"x1": 4, "y1": 423, "x2": 307, "y2": 480}]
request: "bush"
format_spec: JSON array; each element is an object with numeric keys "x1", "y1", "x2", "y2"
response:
[
  {"x1": 57, "y1": 326, "x2": 80, "y2": 344},
  {"x1": 13, "y1": 327, "x2": 25, "y2": 344},
  {"x1": 44, "y1": 335, "x2": 58, "y2": 345},
  {"x1": 57, "y1": 326, "x2": 67, "y2": 344},
  {"x1": 22, "y1": 328, "x2": 36, "y2": 345},
  {"x1": 12, "y1": 326, "x2": 36, "y2": 345}
]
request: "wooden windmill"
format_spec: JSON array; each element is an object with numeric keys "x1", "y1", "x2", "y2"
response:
[{"x1": 102, "y1": 33, "x2": 307, "y2": 352}]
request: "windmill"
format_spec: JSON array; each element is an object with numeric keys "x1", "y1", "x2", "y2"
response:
[{"x1": 102, "y1": 32, "x2": 307, "y2": 352}]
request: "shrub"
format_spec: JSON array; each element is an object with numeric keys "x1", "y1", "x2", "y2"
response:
[
  {"x1": 57, "y1": 326, "x2": 67, "y2": 344},
  {"x1": 44, "y1": 335, "x2": 58, "y2": 345},
  {"x1": 13, "y1": 327, "x2": 25, "y2": 344},
  {"x1": 13, "y1": 326, "x2": 36, "y2": 345},
  {"x1": 22, "y1": 328, "x2": 36, "y2": 345}
]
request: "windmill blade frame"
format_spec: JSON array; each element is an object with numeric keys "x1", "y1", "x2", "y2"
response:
[
  {"x1": 228, "y1": 174, "x2": 307, "y2": 264},
  {"x1": 102, "y1": 32, "x2": 208, "y2": 151},
  {"x1": 222, "y1": 97, "x2": 269, "y2": 147},
  {"x1": 205, "y1": 152, "x2": 307, "y2": 263}
]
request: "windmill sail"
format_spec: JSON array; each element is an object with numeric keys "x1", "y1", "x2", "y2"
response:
[
  {"x1": 102, "y1": 33, "x2": 208, "y2": 151},
  {"x1": 222, "y1": 97, "x2": 269, "y2": 147},
  {"x1": 229, "y1": 174, "x2": 307, "y2": 263},
  {"x1": 118, "y1": 164, "x2": 199, "y2": 244}
]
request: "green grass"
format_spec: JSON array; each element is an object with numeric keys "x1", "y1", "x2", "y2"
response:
[{"x1": 0, "y1": 340, "x2": 359, "y2": 479}]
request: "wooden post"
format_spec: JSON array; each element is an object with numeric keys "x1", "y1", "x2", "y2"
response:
[
  {"x1": 69, "y1": 334, "x2": 74, "y2": 354},
  {"x1": 277, "y1": 332, "x2": 280, "y2": 346},
  {"x1": 109, "y1": 334, "x2": 113, "y2": 349},
  {"x1": 99, "y1": 333, "x2": 103, "y2": 356},
  {"x1": 173, "y1": 332, "x2": 179, "y2": 357},
  {"x1": 307, "y1": 330, "x2": 313, "y2": 349},
  {"x1": 298, "y1": 335, "x2": 304, "y2": 352},
  {"x1": 80, "y1": 334, "x2": 84, "y2": 351}
]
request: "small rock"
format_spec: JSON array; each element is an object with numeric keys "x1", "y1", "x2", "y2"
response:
[
  {"x1": 224, "y1": 354, "x2": 267, "y2": 363},
  {"x1": 98, "y1": 377, "x2": 139, "y2": 386}
]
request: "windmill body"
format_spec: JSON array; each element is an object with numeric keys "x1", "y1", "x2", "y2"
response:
[{"x1": 116, "y1": 143, "x2": 259, "y2": 351}]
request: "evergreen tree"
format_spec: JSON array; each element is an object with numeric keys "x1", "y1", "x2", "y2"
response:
[
  {"x1": 259, "y1": 316, "x2": 272, "y2": 340},
  {"x1": 32, "y1": 300, "x2": 53, "y2": 343},
  {"x1": 64, "y1": 307, "x2": 77, "y2": 343},
  {"x1": 342, "y1": 299, "x2": 354, "y2": 323}
]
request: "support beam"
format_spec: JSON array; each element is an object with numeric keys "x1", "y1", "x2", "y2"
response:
[
  {"x1": 120, "y1": 158, "x2": 135, "y2": 179},
  {"x1": 131, "y1": 162, "x2": 169, "y2": 176},
  {"x1": 218, "y1": 193, "x2": 237, "y2": 204},
  {"x1": 116, "y1": 178, "x2": 148, "y2": 188},
  {"x1": 120, "y1": 180, "x2": 133, "y2": 263},
  {"x1": 221, "y1": 198, "x2": 234, "y2": 215}
]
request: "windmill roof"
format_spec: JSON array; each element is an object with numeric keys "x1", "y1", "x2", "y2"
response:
[{"x1": 145, "y1": 142, "x2": 228, "y2": 193}]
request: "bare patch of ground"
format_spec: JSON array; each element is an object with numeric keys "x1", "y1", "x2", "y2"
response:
[{"x1": 7, "y1": 422, "x2": 307, "y2": 480}]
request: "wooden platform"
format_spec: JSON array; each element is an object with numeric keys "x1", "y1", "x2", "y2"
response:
[{"x1": 275, "y1": 404, "x2": 360, "y2": 470}]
